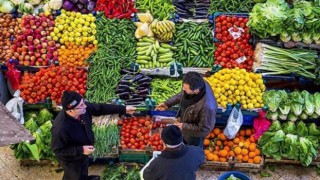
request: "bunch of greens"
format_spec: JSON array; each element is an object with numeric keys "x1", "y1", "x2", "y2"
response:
[
  {"x1": 101, "y1": 164, "x2": 141, "y2": 180},
  {"x1": 35, "y1": 120, "x2": 55, "y2": 161},
  {"x1": 263, "y1": 90, "x2": 320, "y2": 121},
  {"x1": 259, "y1": 120, "x2": 320, "y2": 166}
]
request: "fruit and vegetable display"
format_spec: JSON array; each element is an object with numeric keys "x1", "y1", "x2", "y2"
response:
[
  {"x1": 92, "y1": 116, "x2": 120, "y2": 160},
  {"x1": 116, "y1": 72, "x2": 152, "y2": 105},
  {"x1": 263, "y1": 90, "x2": 320, "y2": 121},
  {"x1": 173, "y1": 22, "x2": 214, "y2": 67},
  {"x1": 214, "y1": 15, "x2": 253, "y2": 70},
  {"x1": 258, "y1": 120, "x2": 320, "y2": 166},
  {"x1": 173, "y1": 0, "x2": 210, "y2": 19},
  {"x1": 254, "y1": 43, "x2": 318, "y2": 83},
  {"x1": 150, "y1": 78, "x2": 182, "y2": 104},
  {"x1": 118, "y1": 116, "x2": 164, "y2": 151},
  {"x1": 136, "y1": 37, "x2": 176, "y2": 68},
  {"x1": 205, "y1": 68, "x2": 265, "y2": 109},
  {"x1": 204, "y1": 127, "x2": 262, "y2": 164},
  {"x1": 20, "y1": 66, "x2": 87, "y2": 104},
  {"x1": 0, "y1": 13, "x2": 21, "y2": 64},
  {"x1": 248, "y1": 0, "x2": 320, "y2": 44},
  {"x1": 136, "y1": 0, "x2": 175, "y2": 20},
  {"x1": 11, "y1": 109, "x2": 55, "y2": 161},
  {"x1": 57, "y1": 43, "x2": 96, "y2": 66},
  {"x1": 12, "y1": 13, "x2": 59, "y2": 66},
  {"x1": 95, "y1": 0, "x2": 137, "y2": 19}
]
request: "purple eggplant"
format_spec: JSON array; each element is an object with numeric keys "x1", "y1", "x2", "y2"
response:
[
  {"x1": 62, "y1": 1, "x2": 74, "y2": 11},
  {"x1": 79, "y1": 0, "x2": 88, "y2": 4}
]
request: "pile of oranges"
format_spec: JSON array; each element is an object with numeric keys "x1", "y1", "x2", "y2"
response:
[
  {"x1": 204, "y1": 128, "x2": 262, "y2": 164},
  {"x1": 58, "y1": 43, "x2": 97, "y2": 67}
]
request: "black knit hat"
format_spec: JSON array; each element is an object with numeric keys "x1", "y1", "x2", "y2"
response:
[
  {"x1": 61, "y1": 91, "x2": 83, "y2": 110},
  {"x1": 161, "y1": 125, "x2": 183, "y2": 146}
]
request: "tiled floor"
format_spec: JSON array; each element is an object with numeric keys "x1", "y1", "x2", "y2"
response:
[{"x1": 1, "y1": 146, "x2": 319, "y2": 180}]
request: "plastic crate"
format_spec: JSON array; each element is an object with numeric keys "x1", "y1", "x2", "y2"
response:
[
  {"x1": 212, "y1": 12, "x2": 249, "y2": 43},
  {"x1": 119, "y1": 151, "x2": 151, "y2": 164},
  {"x1": 149, "y1": 110, "x2": 177, "y2": 117}
]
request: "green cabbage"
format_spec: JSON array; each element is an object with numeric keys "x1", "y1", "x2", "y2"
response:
[
  {"x1": 314, "y1": 92, "x2": 320, "y2": 116},
  {"x1": 258, "y1": 131, "x2": 276, "y2": 146},
  {"x1": 25, "y1": 118, "x2": 38, "y2": 133},
  {"x1": 308, "y1": 123, "x2": 320, "y2": 136},
  {"x1": 299, "y1": 112, "x2": 308, "y2": 120},
  {"x1": 282, "y1": 121, "x2": 296, "y2": 134},
  {"x1": 25, "y1": 111, "x2": 38, "y2": 121},
  {"x1": 297, "y1": 121, "x2": 308, "y2": 137},
  {"x1": 282, "y1": 134, "x2": 299, "y2": 160},
  {"x1": 261, "y1": 130, "x2": 285, "y2": 160},
  {"x1": 292, "y1": 32, "x2": 302, "y2": 42},
  {"x1": 299, "y1": 137, "x2": 317, "y2": 166},
  {"x1": 288, "y1": 112, "x2": 298, "y2": 122},
  {"x1": 278, "y1": 112, "x2": 288, "y2": 121},
  {"x1": 268, "y1": 120, "x2": 281, "y2": 132},
  {"x1": 266, "y1": 111, "x2": 278, "y2": 121},
  {"x1": 289, "y1": 92, "x2": 304, "y2": 116},
  {"x1": 38, "y1": 109, "x2": 53, "y2": 126},
  {"x1": 301, "y1": 90, "x2": 315, "y2": 115}
]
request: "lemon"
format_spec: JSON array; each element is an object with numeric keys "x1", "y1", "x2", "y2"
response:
[
  {"x1": 50, "y1": 32, "x2": 55, "y2": 37},
  {"x1": 61, "y1": 9, "x2": 66, "y2": 14},
  {"x1": 229, "y1": 85, "x2": 235, "y2": 91},
  {"x1": 89, "y1": 36, "x2": 95, "y2": 41},
  {"x1": 236, "y1": 96, "x2": 241, "y2": 101},
  {"x1": 81, "y1": 41, "x2": 87, "y2": 46},
  {"x1": 224, "y1": 84, "x2": 229, "y2": 90},
  {"x1": 235, "y1": 89, "x2": 240, "y2": 95},
  {"x1": 239, "y1": 79, "x2": 245, "y2": 85},
  {"x1": 59, "y1": 39, "x2": 64, "y2": 44},
  {"x1": 77, "y1": 24, "x2": 83, "y2": 29},
  {"x1": 246, "y1": 91, "x2": 252, "y2": 97},
  {"x1": 76, "y1": 12, "x2": 82, "y2": 18},
  {"x1": 90, "y1": 23, "x2": 96, "y2": 29},
  {"x1": 215, "y1": 88, "x2": 221, "y2": 94},
  {"x1": 240, "y1": 91, "x2": 245, "y2": 96},
  {"x1": 242, "y1": 104, "x2": 248, "y2": 109},
  {"x1": 238, "y1": 86, "x2": 244, "y2": 91},
  {"x1": 225, "y1": 74, "x2": 231, "y2": 80},
  {"x1": 219, "y1": 76, "x2": 225, "y2": 81},
  {"x1": 254, "y1": 103, "x2": 261, "y2": 108},
  {"x1": 217, "y1": 98, "x2": 221, "y2": 103},
  {"x1": 75, "y1": 32, "x2": 81, "y2": 37},
  {"x1": 67, "y1": 27, "x2": 73, "y2": 32},
  {"x1": 93, "y1": 40, "x2": 98, "y2": 45},
  {"x1": 241, "y1": 100, "x2": 246, "y2": 105},
  {"x1": 71, "y1": 12, "x2": 76, "y2": 17},
  {"x1": 53, "y1": 36, "x2": 58, "y2": 41},
  {"x1": 69, "y1": 32, "x2": 75, "y2": 37},
  {"x1": 256, "y1": 79, "x2": 263, "y2": 85},
  {"x1": 92, "y1": 30, "x2": 97, "y2": 34},
  {"x1": 248, "y1": 103, "x2": 254, "y2": 109},
  {"x1": 228, "y1": 90, "x2": 232, "y2": 95},
  {"x1": 241, "y1": 96, "x2": 246, "y2": 100},
  {"x1": 58, "y1": 25, "x2": 64, "y2": 30},
  {"x1": 82, "y1": 32, "x2": 88, "y2": 37}
]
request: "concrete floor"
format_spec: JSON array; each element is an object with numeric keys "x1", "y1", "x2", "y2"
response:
[{"x1": 1, "y1": 146, "x2": 320, "y2": 180}]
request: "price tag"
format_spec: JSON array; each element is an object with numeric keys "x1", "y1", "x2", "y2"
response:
[
  {"x1": 228, "y1": 27, "x2": 244, "y2": 40},
  {"x1": 236, "y1": 56, "x2": 247, "y2": 64}
]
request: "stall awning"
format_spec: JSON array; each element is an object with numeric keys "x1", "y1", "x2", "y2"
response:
[{"x1": 0, "y1": 102, "x2": 34, "y2": 147}]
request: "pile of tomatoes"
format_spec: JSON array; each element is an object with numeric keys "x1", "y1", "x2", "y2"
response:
[
  {"x1": 214, "y1": 15, "x2": 254, "y2": 71},
  {"x1": 119, "y1": 117, "x2": 164, "y2": 151},
  {"x1": 20, "y1": 66, "x2": 87, "y2": 104}
]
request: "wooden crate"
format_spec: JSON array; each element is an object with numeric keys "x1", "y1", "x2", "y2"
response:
[
  {"x1": 200, "y1": 159, "x2": 231, "y2": 171},
  {"x1": 264, "y1": 153, "x2": 320, "y2": 166},
  {"x1": 20, "y1": 159, "x2": 58, "y2": 167},
  {"x1": 230, "y1": 156, "x2": 264, "y2": 173}
]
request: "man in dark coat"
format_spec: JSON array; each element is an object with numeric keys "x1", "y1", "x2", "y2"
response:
[
  {"x1": 143, "y1": 125, "x2": 205, "y2": 180},
  {"x1": 156, "y1": 72, "x2": 217, "y2": 147},
  {"x1": 51, "y1": 91, "x2": 136, "y2": 180}
]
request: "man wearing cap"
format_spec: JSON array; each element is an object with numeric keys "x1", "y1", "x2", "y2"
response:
[
  {"x1": 143, "y1": 125, "x2": 205, "y2": 180},
  {"x1": 51, "y1": 91, "x2": 136, "y2": 180},
  {"x1": 156, "y1": 72, "x2": 217, "y2": 147}
]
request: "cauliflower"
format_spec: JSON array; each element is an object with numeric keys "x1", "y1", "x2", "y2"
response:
[
  {"x1": 43, "y1": 2, "x2": 50, "y2": 12},
  {"x1": 10, "y1": 0, "x2": 24, "y2": 6},
  {"x1": 27, "y1": 0, "x2": 40, "y2": 5},
  {"x1": 18, "y1": 2, "x2": 33, "y2": 14},
  {"x1": 48, "y1": 0, "x2": 62, "y2": 10}
]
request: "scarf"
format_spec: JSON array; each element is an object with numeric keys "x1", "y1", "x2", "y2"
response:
[{"x1": 180, "y1": 83, "x2": 206, "y2": 111}]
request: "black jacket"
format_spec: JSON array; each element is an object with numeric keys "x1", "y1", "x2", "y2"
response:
[
  {"x1": 165, "y1": 82, "x2": 217, "y2": 137},
  {"x1": 51, "y1": 102, "x2": 126, "y2": 162},
  {"x1": 143, "y1": 145, "x2": 205, "y2": 180}
]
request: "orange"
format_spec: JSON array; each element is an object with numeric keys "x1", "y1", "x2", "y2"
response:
[
  {"x1": 253, "y1": 156, "x2": 262, "y2": 164},
  {"x1": 241, "y1": 149, "x2": 249, "y2": 156},
  {"x1": 239, "y1": 130, "x2": 245, "y2": 136},
  {"x1": 249, "y1": 152, "x2": 256, "y2": 159},
  {"x1": 244, "y1": 141, "x2": 250, "y2": 149},
  {"x1": 212, "y1": 154, "x2": 219, "y2": 161},
  {"x1": 210, "y1": 132, "x2": 216, "y2": 139},
  {"x1": 218, "y1": 133, "x2": 227, "y2": 141},
  {"x1": 249, "y1": 135, "x2": 256, "y2": 143},
  {"x1": 229, "y1": 151, "x2": 235, "y2": 157},
  {"x1": 254, "y1": 149, "x2": 261, "y2": 156},
  {"x1": 248, "y1": 159, "x2": 254, "y2": 163},
  {"x1": 236, "y1": 154, "x2": 243, "y2": 162},
  {"x1": 249, "y1": 143, "x2": 257, "y2": 152},
  {"x1": 213, "y1": 128, "x2": 221, "y2": 135},
  {"x1": 223, "y1": 146, "x2": 231, "y2": 152},
  {"x1": 227, "y1": 141, "x2": 234, "y2": 148},
  {"x1": 245, "y1": 129, "x2": 252, "y2": 136},
  {"x1": 242, "y1": 155, "x2": 249, "y2": 162},
  {"x1": 204, "y1": 149, "x2": 211, "y2": 155},
  {"x1": 224, "y1": 141, "x2": 228, "y2": 146},
  {"x1": 234, "y1": 147, "x2": 242, "y2": 155},
  {"x1": 239, "y1": 136, "x2": 245, "y2": 141},
  {"x1": 220, "y1": 157, "x2": 227, "y2": 162},
  {"x1": 213, "y1": 151, "x2": 219, "y2": 155},
  {"x1": 206, "y1": 153, "x2": 214, "y2": 161},
  {"x1": 215, "y1": 146, "x2": 220, "y2": 151},
  {"x1": 216, "y1": 140, "x2": 222, "y2": 146},
  {"x1": 233, "y1": 137, "x2": 240, "y2": 144},
  {"x1": 219, "y1": 150, "x2": 228, "y2": 158},
  {"x1": 204, "y1": 139, "x2": 210, "y2": 147}
]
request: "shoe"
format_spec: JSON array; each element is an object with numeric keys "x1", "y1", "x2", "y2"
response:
[{"x1": 88, "y1": 175, "x2": 100, "y2": 180}]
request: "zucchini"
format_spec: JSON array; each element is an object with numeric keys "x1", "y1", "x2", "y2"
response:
[{"x1": 137, "y1": 56, "x2": 151, "y2": 61}]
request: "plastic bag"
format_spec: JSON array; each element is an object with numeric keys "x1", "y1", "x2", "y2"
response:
[
  {"x1": 5, "y1": 90, "x2": 24, "y2": 124},
  {"x1": 5, "y1": 62, "x2": 21, "y2": 91},
  {"x1": 224, "y1": 107, "x2": 243, "y2": 139},
  {"x1": 253, "y1": 109, "x2": 271, "y2": 140}
]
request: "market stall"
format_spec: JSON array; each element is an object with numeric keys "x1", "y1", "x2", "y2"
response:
[{"x1": 0, "y1": 0, "x2": 320, "y2": 178}]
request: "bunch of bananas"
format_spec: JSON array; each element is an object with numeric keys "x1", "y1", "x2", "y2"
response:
[{"x1": 151, "y1": 19, "x2": 176, "y2": 42}]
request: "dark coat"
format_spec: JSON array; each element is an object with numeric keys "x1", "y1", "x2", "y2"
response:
[
  {"x1": 51, "y1": 102, "x2": 126, "y2": 162},
  {"x1": 165, "y1": 82, "x2": 218, "y2": 137},
  {"x1": 143, "y1": 145, "x2": 205, "y2": 180}
]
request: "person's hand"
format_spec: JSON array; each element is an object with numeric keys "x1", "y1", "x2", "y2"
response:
[
  {"x1": 155, "y1": 103, "x2": 168, "y2": 111},
  {"x1": 83, "y1": 145, "x2": 95, "y2": 155},
  {"x1": 174, "y1": 123, "x2": 183, "y2": 130},
  {"x1": 126, "y1": 106, "x2": 136, "y2": 114}
]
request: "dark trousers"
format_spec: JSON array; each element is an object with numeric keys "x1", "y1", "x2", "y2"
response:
[
  {"x1": 58, "y1": 157, "x2": 89, "y2": 180},
  {"x1": 184, "y1": 136, "x2": 204, "y2": 148}
]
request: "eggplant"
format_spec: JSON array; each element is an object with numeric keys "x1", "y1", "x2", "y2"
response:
[
  {"x1": 120, "y1": 69, "x2": 135, "y2": 75},
  {"x1": 117, "y1": 84, "x2": 136, "y2": 92},
  {"x1": 126, "y1": 97, "x2": 145, "y2": 102},
  {"x1": 195, "y1": 10, "x2": 208, "y2": 16},
  {"x1": 116, "y1": 88, "x2": 130, "y2": 94},
  {"x1": 137, "y1": 89, "x2": 149, "y2": 95},
  {"x1": 118, "y1": 92, "x2": 130, "y2": 100},
  {"x1": 137, "y1": 77, "x2": 152, "y2": 84},
  {"x1": 132, "y1": 74, "x2": 145, "y2": 82},
  {"x1": 119, "y1": 79, "x2": 133, "y2": 85},
  {"x1": 138, "y1": 81, "x2": 151, "y2": 87},
  {"x1": 137, "y1": 86, "x2": 147, "y2": 91}
]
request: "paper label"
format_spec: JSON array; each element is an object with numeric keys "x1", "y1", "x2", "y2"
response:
[
  {"x1": 228, "y1": 27, "x2": 244, "y2": 40},
  {"x1": 236, "y1": 56, "x2": 247, "y2": 64}
]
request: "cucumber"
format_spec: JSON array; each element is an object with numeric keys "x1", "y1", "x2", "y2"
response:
[
  {"x1": 158, "y1": 53, "x2": 173, "y2": 59},
  {"x1": 137, "y1": 55, "x2": 151, "y2": 61},
  {"x1": 158, "y1": 58, "x2": 173, "y2": 63},
  {"x1": 137, "y1": 42, "x2": 152, "y2": 47},
  {"x1": 136, "y1": 60, "x2": 149, "y2": 64}
]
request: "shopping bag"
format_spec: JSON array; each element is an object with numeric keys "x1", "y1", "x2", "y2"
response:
[
  {"x1": 5, "y1": 90, "x2": 25, "y2": 124},
  {"x1": 253, "y1": 109, "x2": 270, "y2": 140},
  {"x1": 223, "y1": 107, "x2": 243, "y2": 139}
]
